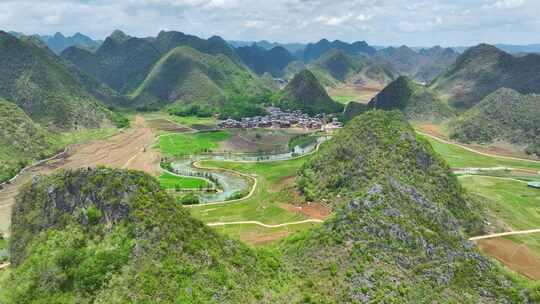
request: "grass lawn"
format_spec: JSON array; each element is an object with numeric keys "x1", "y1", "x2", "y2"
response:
[
  {"x1": 420, "y1": 135, "x2": 540, "y2": 172},
  {"x1": 166, "y1": 115, "x2": 218, "y2": 129},
  {"x1": 158, "y1": 131, "x2": 230, "y2": 156},
  {"x1": 189, "y1": 156, "x2": 315, "y2": 241},
  {"x1": 461, "y1": 176, "x2": 540, "y2": 230},
  {"x1": 158, "y1": 172, "x2": 209, "y2": 189},
  {"x1": 331, "y1": 95, "x2": 357, "y2": 105}
]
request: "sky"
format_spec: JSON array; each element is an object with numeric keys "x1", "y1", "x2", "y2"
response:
[{"x1": 1, "y1": 0, "x2": 539, "y2": 46}]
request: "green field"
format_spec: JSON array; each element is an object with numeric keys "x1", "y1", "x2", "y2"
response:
[
  {"x1": 460, "y1": 175, "x2": 540, "y2": 254},
  {"x1": 189, "y1": 156, "x2": 316, "y2": 240},
  {"x1": 158, "y1": 172, "x2": 209, "y2": 189},
  {"x1": 158, "y1": 131, "x2": 230, "y2": 156},
  {"x1": 461, "y1": 176, "x2": 540, "y2": 230},
  {"x1": 166, "y1": 115, "x2": 218, "y2": 129},
  {"x1": 421, "y1": 135, "x2": 540, "y2": 172}
]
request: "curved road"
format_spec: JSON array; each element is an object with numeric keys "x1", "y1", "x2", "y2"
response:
[
  {"x1": 208, "y1": 219, "x2": 324, "y2": 228},
  {"x1": 469, "y1": 229, "x2": 540, "y2": 241},
  {"x1": 416, "y1": 131, "x2": 540, "y2": 164}
]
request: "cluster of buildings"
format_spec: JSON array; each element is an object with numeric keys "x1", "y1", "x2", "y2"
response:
[{"x1": 218, "y1": 107, "x2": 339, "y2": 130}]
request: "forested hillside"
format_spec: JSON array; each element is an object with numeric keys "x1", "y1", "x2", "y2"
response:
[
  {"x1": 0, "y1": 99, "x2": 59, "y2": 183},
  {"x1": 431, "y1": 44, "x2": 540, "y2": 109},
  {"x1": 450, "y1": 88, "x2": 540, "y2": 157},
  {"x1": 0, "y1": 31, "x2": 111, "y2": 130},
  {"x1": 366, "y1": 76, "x2": 454, "y2": 122}
]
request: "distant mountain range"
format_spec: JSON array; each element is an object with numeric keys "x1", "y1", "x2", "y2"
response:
[
  {"x1": 309, "y1": 49, "x2": 395, "y2": 88},
  {"x1": 8, "y1": 31, "x2": 102, "y2": 54},
  {"x1": 374, "y1": 46, "x2": 459, "y2": 83},
  {"x1": 228, "y1": 40, "x2": 306, "y2": 54},
  {"x1": 235, "y1": 45, "x2": 296, "y2": 77}
]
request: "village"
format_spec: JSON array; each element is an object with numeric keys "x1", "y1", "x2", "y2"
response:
[{"x1": 218, "y1": 106, "x2": 343, "y2": 131}]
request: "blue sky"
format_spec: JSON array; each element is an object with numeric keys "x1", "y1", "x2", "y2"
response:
[{"x1": 1, "y1": 0, "x2": 539, "y2": 46}]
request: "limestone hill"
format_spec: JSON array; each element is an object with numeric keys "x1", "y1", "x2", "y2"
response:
[
  {"x1": 300, "y1": 39, "x2": 376, "y2": 62},
  {"x1": 0, "y1": 32, "x2": 111, "y2": 130},
  {"x1": 62, "y1": 30, "x2": 242, "y2": 95},
  {"x1": 277, "y1": 70, "x2": 343, "y2": 115},
  {"x1": 0, "y1": 99, "x2": 58, "y2": 183},
  {"x1": 431, "y1": 44, "x2": 540, "y2": 109},
  {"x1": 367, "y1": 76, "x2": 454, "y2": 122},
  {"x1": 290, "y1": 110, "x2": 531, "y2": 302},
  {"x1": 3, "y1": 168, "x2": 276, "y2": 303},
  {"x1": 449, "y1": 88, "x2": 540, "y2": 157},
  {"x1": 375, "y1": 45, "x2": 458, "y2": 83},
  {"x1": 310, "y1": 49, "x2": 395, "y2": 88},
  {"x1": 236, "y1": 45, "x2": 296, "y2": 77},
  {"x1": 131, "y1": 46, "x2": 268, "y2": 109}
]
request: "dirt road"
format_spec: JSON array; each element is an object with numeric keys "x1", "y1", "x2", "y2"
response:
[
  {"x1": 469, "y1": 229, "x2": 540, "y2": 241},
  {"x1": 207, "y1": 219, "x2": 323, "y2": 228},
  {"x1": 417, "y1": 131, "x2": 540, "y2": 164},
  {"x1": 0, "y1": 116, "x2": 161, "y2": 235}
]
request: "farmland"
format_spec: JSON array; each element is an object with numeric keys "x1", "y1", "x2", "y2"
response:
[
  {"x1": 158, "y1": 131, "x2": 230, "y2": 156},
  {"x1": 158, "y1": 172, "x2": 209, "y2": 189}
]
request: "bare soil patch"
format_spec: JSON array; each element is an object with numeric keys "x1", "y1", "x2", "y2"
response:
[
  {"x1": 0, "y1": 116, "x2": 160, "y2": 235},
  {"x1": 279, "y1": 203, "x2": 331, "y2": 220},
  {"x1": 478, "y1": 238, "x2": 540, "y2": 280},
  {"x1": 146, "y1": 118, "x2": 192, "y2": 133},
  {"x1": 270, "y1": 175, "x2": 296, "y2": 193},
  {"x1": 218, "y1": 129, "x2": 309, "y2": 153},
  {"x1": 328, "y1": 84, "x2": 383, "y2": 104},
  {"x1": 241, "y1": 231, "x2": 292, "y2": 246}
]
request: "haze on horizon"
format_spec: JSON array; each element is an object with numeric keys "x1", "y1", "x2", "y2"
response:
[{"x1": 1, "y1": 0, "x2": 539, "y2": 47}]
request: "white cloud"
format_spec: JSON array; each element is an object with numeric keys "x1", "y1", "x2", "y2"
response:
[
  {"x1": 0, "y1": 0, "x2": 539, "y2": 46},
  {"x1": 489, "y1": 0, "x2": 525, "y2": 9}
]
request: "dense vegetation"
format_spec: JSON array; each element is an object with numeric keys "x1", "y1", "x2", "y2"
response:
[
  {"x1": 277, "y1": 70, "x2": 343, "y2": 115},
  {"x1": 292, "y1": 110, "x2": 536, "y2": 302},
  {"x1": 449, "y1": 88, "x2": 540, "y2": 157},
  {"x1": 0, "y1": 31, "x2": 112, "y2": 130},
  {"x1": 4, "y1": 113, "x2": 540, "y2": 302},
  {"x1": 366, "y1": 76, "x2": 455, "y2": 122},
  {"x1": 299, "y1": 39, "x2": 376, "y2": 62},
  {"x1": 310, "y1": 49, "x2": 395, "y2": 88},
  {"x1": 236, "y1": 45, "x2": 296, "y2": 77},
  {"x1": 131, "y1": 46, "x2": 269, "y2": 111},
  {"x1": 3, "y1": 168, "x2": 278, "y2": 303},
  {"x1": 62, "y1": 30, "x2": 243, "y2": 95},
  {"x1": 431, "y1": 44, "x2": 540, "y2": 109},
  {"x1": 0, "y1": 99, "x2": 59, "y2": 183}
]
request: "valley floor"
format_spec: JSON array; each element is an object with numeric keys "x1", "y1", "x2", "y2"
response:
[
  {"x1": 2, "y1": 112, "x2": 540, "y2": 283},
  {"x1": 0, "y1": 116, "x2": 160, "y2": 236}
]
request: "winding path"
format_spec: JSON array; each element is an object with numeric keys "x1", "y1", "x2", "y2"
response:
[
  {"x1": 469, "y1": 229, "x2": 540, "y2": 241},
  {"x1": 208, "y1": 219, "x2": 324, "y2": 228}
]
